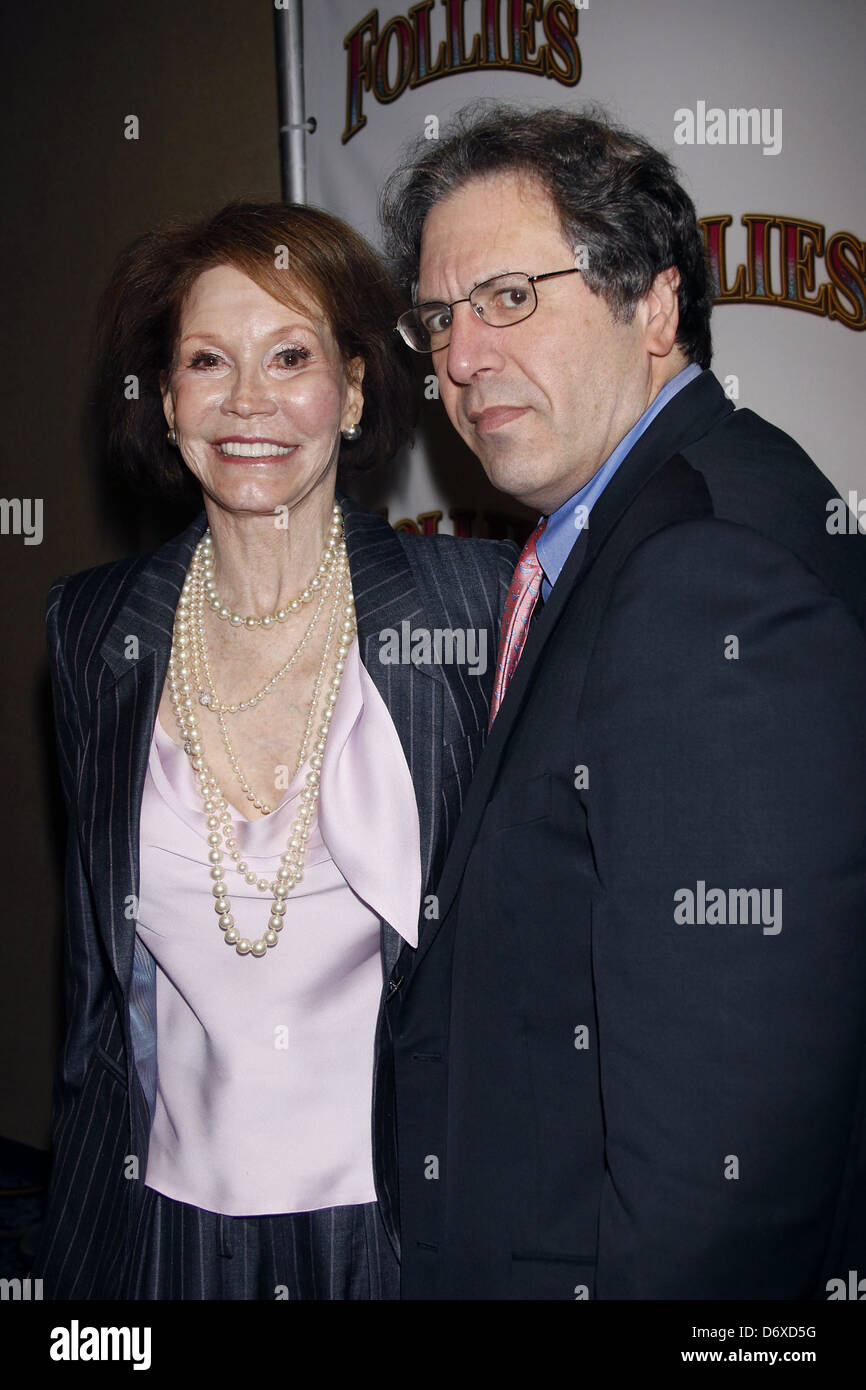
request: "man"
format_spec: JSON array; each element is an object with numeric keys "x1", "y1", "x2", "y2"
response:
[{"x1": 377, "y1": 105, "x2": 866, "y2": 1299}]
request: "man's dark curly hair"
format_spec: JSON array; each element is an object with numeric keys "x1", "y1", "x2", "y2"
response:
[{"x1": 381, "y1": 103, "x2": 712, "y2": 368}]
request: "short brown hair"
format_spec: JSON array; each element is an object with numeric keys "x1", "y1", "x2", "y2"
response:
[
  {"x1": 96, "y1": 200, "x2": 416, "y2": 493},
  {"x1": 382, "y1": 103, "x2": 712, "y2": 369}
]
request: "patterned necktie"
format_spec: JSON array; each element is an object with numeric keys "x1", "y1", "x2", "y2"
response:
[{"x1": 488, "y1": 517, "x2": 548, "y2": 728}]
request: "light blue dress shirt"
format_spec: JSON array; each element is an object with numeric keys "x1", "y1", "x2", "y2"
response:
[{"x1": 536, "y1": 364, "x2": 703, "y2": 600}]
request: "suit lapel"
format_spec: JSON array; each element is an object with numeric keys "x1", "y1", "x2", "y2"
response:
[
  {"x1": 339, "y1": 491, "x2": 444, "y2": 976},
  {"x1": 579, "y1": 369, "x2": 731, "y2": 575},
  {"x1": 418, "y1": 372, "x2": 729, "y2": 955},
  {"x1": 85, "y1": 515, "x2": 206, "y2": 993}
]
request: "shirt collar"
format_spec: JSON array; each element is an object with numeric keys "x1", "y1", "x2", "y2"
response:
[{"x1": 536, "y1": 363, "x2": 703, "y2": 598}]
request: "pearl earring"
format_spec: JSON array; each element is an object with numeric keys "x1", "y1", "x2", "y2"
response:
[
  {"x1": 341, "y1": 423, "x2": 362, "y2": 442},
  {"x1": 167, "y1": 427, "x2": 177, "y2": 445}
]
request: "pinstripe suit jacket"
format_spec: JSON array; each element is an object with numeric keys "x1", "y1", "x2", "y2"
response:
[{"x1": 34, "y1": 490, "x2": 516, "y2": 1298}]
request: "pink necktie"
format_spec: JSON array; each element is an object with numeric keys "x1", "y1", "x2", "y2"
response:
[{"x1": 488, "y1": 518, "x2": 547, "y2": 728}]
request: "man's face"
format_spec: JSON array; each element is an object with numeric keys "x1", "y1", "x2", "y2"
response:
[{"x1": 417, "y1": 172, "x2": 658, "y2": 514}]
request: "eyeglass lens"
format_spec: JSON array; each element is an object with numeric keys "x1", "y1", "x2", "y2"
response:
[{"x1": 403, "y1": 272, "x2": 538, "y2": 351}]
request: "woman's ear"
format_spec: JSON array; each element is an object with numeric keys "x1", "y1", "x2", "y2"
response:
[
  {"x1": 343, "y1": 356, "x2": 366, "y2": 430},
  {"x1": 160, "y1": 372, "x2": 175, "y2": 433}
]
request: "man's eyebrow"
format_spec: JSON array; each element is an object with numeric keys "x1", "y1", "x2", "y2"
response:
[{"x1": 416, "y1": 269, "x2": 515, "y2": 303}]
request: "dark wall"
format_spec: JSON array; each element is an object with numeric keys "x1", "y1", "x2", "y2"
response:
[{"x1": 1, "y1": 1, "x2": 283, "y2": 1147}]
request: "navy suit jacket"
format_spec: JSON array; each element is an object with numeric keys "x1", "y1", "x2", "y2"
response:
[
  {"x1": 390, "y1": 370, "x2": 866, "y2": 1299},
  {"x1": 34, "y1": 491, "x2": 516, "y2": 1298}
]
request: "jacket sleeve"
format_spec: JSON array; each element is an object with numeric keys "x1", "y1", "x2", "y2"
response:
[
  {"x1": 46, "y1": 579, "x2": 78, "y2": 816},
  {"x1": 580, "y1": 515, "x2": 866, "y2": 1298},
  {"x1": 45, "y1": 579, "x2": 109, "y2": 1107}
]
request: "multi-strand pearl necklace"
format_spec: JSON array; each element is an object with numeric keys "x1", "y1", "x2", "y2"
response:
[
  {"x1": 166, "y1": 505, "x2": 357, "y2": 958},
  {"x1": 191, "y1": 544, "x2": 339, "y2": 814},
  {"x1": 199, "y1": 513, "x2": 341, "y2": 629}
]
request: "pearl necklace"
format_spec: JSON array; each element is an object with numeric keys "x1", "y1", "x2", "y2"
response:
[
  {"x1": 166, "y1": 510, "x2": 357, "y2": 958},
  {"x1": 201, "y1": 552, "x2": 341, "y2": 815},
  {"x1": 200, "y1": 504, "x2": 342, "y2": 628},
  {"x1": 189, "y1": 510, "x2": 344, "y2": 811},
  {"x1": 217, "y1": 558, "x2": 345, "y2": 826},
  {"x1": 192, "y1": 573, "x2": 331, "y2": 716},
  {"x1": 189, "y1": 533, "x2": 342, "y2": 813}
]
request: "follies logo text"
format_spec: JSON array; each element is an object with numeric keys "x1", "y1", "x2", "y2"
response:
[{"x1": 342, "y1": 1, "x2": 583, "y2": 142}]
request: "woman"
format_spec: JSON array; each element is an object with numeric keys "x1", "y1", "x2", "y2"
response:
[{"x1": 34, "y1": 201, "x2": 517, "y2": 1300}]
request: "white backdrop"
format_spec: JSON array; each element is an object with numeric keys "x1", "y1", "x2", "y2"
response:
[{"x1": 302, "y1": 0, "x2": 865, "y2": 536}]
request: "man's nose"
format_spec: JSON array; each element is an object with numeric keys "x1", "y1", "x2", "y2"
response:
[{"x1": 444, "y1": 300, "x2": 505, "y2": 384}]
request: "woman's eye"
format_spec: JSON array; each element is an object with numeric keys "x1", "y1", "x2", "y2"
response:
[
  {"x1": 275, "y1": 347, "x2": 311, "y2": 368},
  {"x1": 188, "y1": 351, "x2": 222, "y2": 369}
]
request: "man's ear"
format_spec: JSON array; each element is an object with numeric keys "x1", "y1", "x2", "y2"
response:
[{"x1": 642, "y1": 266, "x2": 681, "y2": 357}]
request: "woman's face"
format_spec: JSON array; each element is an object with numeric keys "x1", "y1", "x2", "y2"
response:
[{"x1": 162, "y1": 264, "x2": 364, "y2": 519}]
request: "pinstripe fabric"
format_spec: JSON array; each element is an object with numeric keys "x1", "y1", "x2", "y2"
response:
[
  {"x1": 129, "y1": 935, "x2": 157, "y2": 1118},
  {"x1": 34, "y1": 491, "x2": 516, "y2": 1298},
  {"x1": 123, "y1": 1191, "x2": 398, "y2": 1300}
]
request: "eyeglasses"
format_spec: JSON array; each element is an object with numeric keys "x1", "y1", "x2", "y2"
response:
[{"x1": 395, "y1": 268, "x2": 581, "y2": 353}]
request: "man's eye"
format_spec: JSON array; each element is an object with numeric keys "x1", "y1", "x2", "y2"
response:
[
  {"x1": 421, "y1": 306, "x2": 452, "y2": 336},
  {"x1": 494, "y1": 287, "x2": 530, "y2": 311}
]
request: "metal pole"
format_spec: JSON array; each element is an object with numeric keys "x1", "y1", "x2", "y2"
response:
[{"x1": 274, "y1": 0, "x2": 315, "y2": 204}]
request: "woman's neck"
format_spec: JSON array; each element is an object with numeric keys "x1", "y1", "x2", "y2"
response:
[{"x1": 202, "y1": 488, "x2": 339, "y2": 616}]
